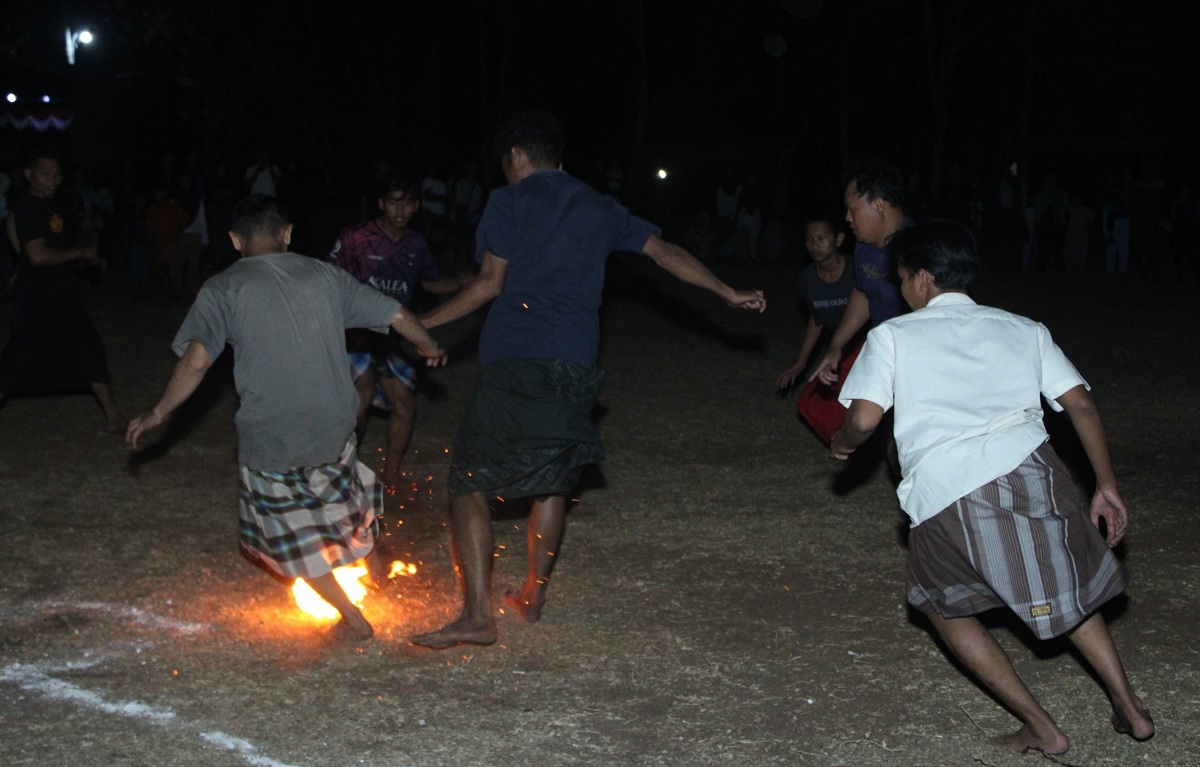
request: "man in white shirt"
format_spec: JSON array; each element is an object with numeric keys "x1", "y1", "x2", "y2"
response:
[{"x1": 831, "y1": 221, "x2": 1154, "y2": 756}]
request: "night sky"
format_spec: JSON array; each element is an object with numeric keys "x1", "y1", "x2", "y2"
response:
[{"x1": 5, "y1": 0, "x2": 1200, "y2": 230}]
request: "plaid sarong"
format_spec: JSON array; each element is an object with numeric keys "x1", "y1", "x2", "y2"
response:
[
  {"x1": 449, "y1": 358, "x2": 607, "y2": 499},
  {"x1": 907, "y1": 443, "x2": 1128, "y2": 639},
  {"x1": 237, "y1": 437, "x2": 382, "y2": 580}
]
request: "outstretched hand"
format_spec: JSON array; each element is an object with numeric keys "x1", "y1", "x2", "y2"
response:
[
  {"x1": 809, "y1": 349, "x2": 842, "y2": 385},
  {"x1": 417, "y1": 345, "x2": 449, "y2": 367},
  {"x1": 776, "y1": 363, "x2": 804, "y2": 391},
  {"x1": 1090, "y1": 486, "x2": 1128, "y2": 546},
  {"x1": 126, "y1": 409, "x2": 167, "y2": 449},
  {"x1": 727, "y1": 289, "x2": 766, "y2": 312}
]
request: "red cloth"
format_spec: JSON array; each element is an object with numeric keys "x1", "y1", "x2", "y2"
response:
[{"x1": 795, "y1": 340, "x2": 864, "y2": 446}]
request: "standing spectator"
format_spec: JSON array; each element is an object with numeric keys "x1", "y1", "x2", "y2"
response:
[
  {"x1": 1130, "y1": 161, "x2": 1166, "y2": 280},
  {"x1": 1033, "y1": 174, "x2": 1068, "y2": 271},
  {"x1": 1169, "y1": 183, "x2": 1199, "y2": 282},
  {"x1": 0, "y1": 168, "x2": 13, "y2": 301},
  {"x1": 0, "y1": 147, "x2": 123, "y2": 433},
  {"x1": 244, "y1": 150, "x2": 281, "y2": 197},
  {"x1": 418, "y1": 163, "x2": 449, "y2": 247},
  {"x1": 145, "y1": 184, "x2": 192, "y2": 300},
  {"x1": 1062, "y1": 193, "x2": 1096, "y2": 272},
  {"x1": 449, "y1": 160, "x2": 483, "y2": 275}
]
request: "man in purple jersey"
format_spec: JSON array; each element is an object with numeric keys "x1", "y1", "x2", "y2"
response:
[{"x1": 329, "y1": 172, "x2": 469, "y2": 491}]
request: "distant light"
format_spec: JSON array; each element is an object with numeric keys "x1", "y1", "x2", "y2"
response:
[
  {"x1": 5, "y1": 93, "x2": 15, "y2": 104},
  {"x1": 42, "y1": 95, "x2": 52, "y2": 104},
  {"x1": 656, "y1": 169, "x2": 668, "y2": 180},
  {"x1": 66, "y1": 27, "x2": 94, "y2": 65}
]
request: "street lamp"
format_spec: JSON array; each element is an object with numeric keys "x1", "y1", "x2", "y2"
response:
[{"x1": 65, "y1": 27, "x2": 94, "y2": 65}]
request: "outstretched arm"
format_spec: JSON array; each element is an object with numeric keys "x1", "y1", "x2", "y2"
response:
[
  {"x1": 777, "y1": 316, "x2": 822, "y2": 389},
  {"x1": 390, "y1": 305, "x2": 447, "y2": 367},
  {"x1": 421, "y1": 273, "x2": 474, "y2": 295},
  {"x1": 642, "y1": 234, "x2": 765, "y2": 311},
  {"x1": 420, "y1": 250, "x2": 508, "y2": 330},
  {"x1": 829, "y1": 398, "x2": 885, "y2": 460},
  {"x1": 1056, "y1": 384, "x2": 1128, "y2": 546},
  {"x1": 126, "y1": 341, "x2": 213, "y2": 448},
  {"x1": 809, "y1": 289, "x2": 869, "y2": 384}
]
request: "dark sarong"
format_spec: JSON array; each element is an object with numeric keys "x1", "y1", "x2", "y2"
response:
[
  {"x1": 907, "y1": 443, "x2": 1128, "y2": 639},
  {"x1": 449, "y1": 358, "x2": 606, "y2": 498},
  {"x1": 0, "y1": 268, "x2": 111, "y2": 392},
  {"x1": 237, "y1": 437, "x2": 381, "y2": 579}
]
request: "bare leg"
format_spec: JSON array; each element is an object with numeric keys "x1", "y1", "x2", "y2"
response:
[
  {"x1": 1066, "y1": 612, "x2": 1155, "y2": 741},
  {"x1": 305, "y1": 572, "x2": 373, "y2": 641},
  {"x1": 362, "y1": 546, "x2": 389, "y2": 590},
  {"x1": 927, "y1": 612, "x2": 1070, "y2": 755},
  {"x1": 377, "y1": 377, "x2": 415, "y2": 492},
  {"x1": 90, "y1": 382, "x2": 124, "y2": 434},
  {"x1": 352, "y1": 370, "x2": 375, "y2": 445},
  {"x1": 503, "y1": 494, "x2": 565, "y2": 623},
  {"x1": 411, "y1": 492, "x2": 497, "y2": 648}
]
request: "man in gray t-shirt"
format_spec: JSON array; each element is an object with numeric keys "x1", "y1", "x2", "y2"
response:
[{"x1": 127, "y1": 196, "x2": 446, "y2": 642}]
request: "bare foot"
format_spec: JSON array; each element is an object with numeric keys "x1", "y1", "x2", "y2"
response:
[
  {"x1": 104, "y1": 413, "x2": 127, "y2": 435},
  {"x1": 329, "y1": 615, "x2": 374, "y2": 643},
  {"x1": 411, "y1": 615, "x2": 496, "y2": 649},
  {"x1": 1111, "y1": 700, "x2": 1155, "y2": 742},
  {"x1": 989, "y1": 725, "x2": 1069, "y2": 756},
  {"x1": 502, "y1": 584, "x2": 546, "y2": 623}
]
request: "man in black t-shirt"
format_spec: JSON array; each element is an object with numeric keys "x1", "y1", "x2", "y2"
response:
[{"x1": 0, "y1": 147, "x2": 122, "y2": 433}]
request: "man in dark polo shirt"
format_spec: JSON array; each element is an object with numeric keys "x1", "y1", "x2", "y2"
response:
[{"x1": 413, "y1": 110, "x2": 766, "y2": 648}]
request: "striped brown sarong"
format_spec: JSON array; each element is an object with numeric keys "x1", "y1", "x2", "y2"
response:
[
  {"x1": 907, "y1": 443, "x2": 1128, "y2": 639},
  {"x1": 237, "y1": 437, "x2": 381, "y2": 580}
]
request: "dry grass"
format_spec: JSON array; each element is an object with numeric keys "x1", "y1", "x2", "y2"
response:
[{"x1": 1, "y1": 261, "x2": 1196, "y2": 766}]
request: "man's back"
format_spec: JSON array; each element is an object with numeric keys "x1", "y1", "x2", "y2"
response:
[
  {"x1": 176, "y1": 254, "x2": 395, "y2": 471},
  {"x1": 843, "y1": 293, "x2": 1086, "y2": 523},
  {"x1": 476, "y1": 170, "x2": 656, "y2": 366}
]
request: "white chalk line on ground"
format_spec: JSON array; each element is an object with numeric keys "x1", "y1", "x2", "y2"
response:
[
  {"x1": 0, "y1": 599, "x2": 210, "y2": 635},
  {"x1": 2, "y1": 659, "x2": 302, "y2": 767},
  {"x1": 0, "y1": 600, "x2": 305, "y2": 767}
]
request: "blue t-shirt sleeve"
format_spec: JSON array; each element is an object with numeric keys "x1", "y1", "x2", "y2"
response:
[
  {"x1": 613, "y1": 204, "x2": 660, "y2": 253},
  {"x1": 476, "y1": 189, "x2": 515, "y2": 263}
]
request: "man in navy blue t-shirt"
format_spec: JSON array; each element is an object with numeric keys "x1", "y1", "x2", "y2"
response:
[
  {"x1": 413, "y1": 110, "x2": 765, "y2": 648},
  {"x1": 809, "y1": 160, "x2": 910, "y2": 387}
]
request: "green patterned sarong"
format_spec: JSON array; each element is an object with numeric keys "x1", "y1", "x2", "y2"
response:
[{"x1": 449, "y1": 359, "x2": 606, "y2": 498}]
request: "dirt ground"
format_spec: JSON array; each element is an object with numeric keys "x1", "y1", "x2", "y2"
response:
[{"x1": 1, "y1": 255, "x2": 1196, "y2": 767}]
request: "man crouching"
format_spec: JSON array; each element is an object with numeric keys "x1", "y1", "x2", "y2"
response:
[{"x1": 831, "y1": 220, "x2": 1154, "y2": 755}]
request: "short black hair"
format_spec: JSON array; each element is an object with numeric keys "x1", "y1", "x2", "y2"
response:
[
  {"x1": 492, "y1": 109, "x2": 565, "y2": 167},
  {"x1": 230, "y1": 195, "x2": 290, "y2": 243},
  {"x1": 379, "y1": 170, "x2": 420, "y2": 200},
  {"x1": 26, "y1": 146, "x2": 61, "y2": 169},
  {"x1": 887, "y1": 220, "x2": 980, "y2": 289},
  {"x1": 804, "y1": 212, "x2": 844, "y2": 235},
  {"x1": 846, "y1": 159, "x2": 905, "y2": 210}
]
